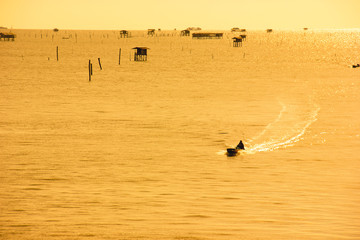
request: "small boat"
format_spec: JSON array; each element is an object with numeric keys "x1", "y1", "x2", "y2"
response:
[
  {"x1": 227, "y1": 140, "x2": 245, "y2": 156},
  {"x1": 226, "y1": 148, "x2": 240, "y2": 156}
]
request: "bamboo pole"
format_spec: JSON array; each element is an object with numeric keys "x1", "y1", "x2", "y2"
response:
[
  {"x1": 88, "y1": 60, "x2": 91, "y2": 81},
  {"x1": 98, "y1": 58, "x2": 102, "y2": 70},
  {"x1": 119, "y1": 48, "x2": 121, "y2": 65}
]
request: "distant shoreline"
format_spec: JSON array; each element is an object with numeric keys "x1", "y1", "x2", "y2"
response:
[{"x1": 5, "y1": 28, "x2": 360, "y2": 32}]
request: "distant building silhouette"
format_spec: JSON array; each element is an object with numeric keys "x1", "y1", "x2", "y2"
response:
[
  {"x1": 192, "y1": 32, "x2": 223, "y2": 39},
  {"x1": 186, "y1": 27, "x2": 201, "y2": 31},
  {"x1": 120, "y1": 30, "x2": 129, "y2": 38},
  {"x1": 232, "y1": 37, "x2": 243, "y2": 47},
  {"x1": 132, "y1": 47, "x2": 149, "y2": 61},
  {"x1": 180, "y1": 30, "x2": 190, "y2": 36},
  {"x1": 0, "y1": 32, "x2": 16, "y2": 41},
  {"x1": 148, "y1": 29, "x2": 155, "y2": 36}
]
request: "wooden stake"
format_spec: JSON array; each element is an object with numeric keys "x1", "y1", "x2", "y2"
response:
[
  {"x1": 119, "y1": 48, "x2": 121, "y2": 65},
  {"x1": 88, "y1": 60, "x2": 91, "y2": 81},
  {"x1": 56, "y1": 46, "x2": 59, "y2": 61},
  {"x1": 98, "y1": 58, "x2": 102, "y2": 70}
]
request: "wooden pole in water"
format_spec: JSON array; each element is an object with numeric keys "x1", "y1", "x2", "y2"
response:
[
  {"x1": 56, "y1": 46, "x2": 59, "y2": 61},
  {"x1": 88, "y1": 60, "x2": 91, "y2": 81},
  {"x1": 120, "y1": 48, "x2": 123, "y2": 62},
  {"x1": 98, "y1": 58, "x2": 102, "y2": 70}
]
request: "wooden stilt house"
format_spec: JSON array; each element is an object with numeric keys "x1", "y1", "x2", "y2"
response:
[
  {"x1": 132, "y1": 47, "x2": 149, "y2": 61},
  {"x1": 0, "y1": 33, "x2": 16, "y2": 41},
  {"x1": 148, "y1": 29, "x2": 155, "y2": 36},
  {"x1": 120, "y1": 30, "x2": 129, "y2": 38},
  {"x1": 232, "y1": 37, "x2": 243, "y2": 47},
  {"x1": 180, "y1": 30, "x2": 190, "y2": 36},
  {"x1": 192, "y1": 32, "x2": 223, "y2": 39},
  {"x1": 240, "y1": 34, "x2": 247, "y2": 41}
]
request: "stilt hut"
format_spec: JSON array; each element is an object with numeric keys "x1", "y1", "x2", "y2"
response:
[
  {"x1": 266, "y1": 29, "x2": 273, "y2": 33},
  {"x1": 0, "y1": 33, "x2": 16, "y2": 41},
  {"x1": 232, "y1": 37, "x2": 243, "y2": 47},
  {"x1": 180, "y1": 30, "x2": 190, "y2": 36},
  {"x1": 240, "y1": 34, "x2": 247, "y2": 41},
  {"x1": 148, "y1": 29, "x2": 155, "y2": 36},
  {"x1": 132, "y1": 47, "x2": 149, "y2": 61},
  {"x1": 120, "y1": 30, "x2": 129, "y2": 38},
  {"x1": 192, "y1": 32, "x2": 223, "y2": 39}
]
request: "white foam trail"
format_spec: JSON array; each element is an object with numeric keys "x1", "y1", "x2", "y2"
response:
[
  {"x1": 248, "y1": 101, "x2": 287, "y2": 143},
  {"x1": 245, "y1": 104, "x2": 320, "y2": 155},
  {"x1": 217, "y1": 150, "x2": 228, "y2": 155}
]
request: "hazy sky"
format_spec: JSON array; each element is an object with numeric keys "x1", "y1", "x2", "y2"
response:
[{"x1": 1, "y1": 0, "x2": 360, "y2": 30}]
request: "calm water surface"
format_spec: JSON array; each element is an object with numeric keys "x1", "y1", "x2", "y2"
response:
[{"x1": 0, "y1": 29, "x2": 360, "y2": 239}]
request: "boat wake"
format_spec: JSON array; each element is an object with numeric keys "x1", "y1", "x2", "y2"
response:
[
  {"x1": 248, "y1": 101, "x2": 287, "y2": 144},
  {"x1": 244, "y1": 101, "x2": 320, "y2": 155}
]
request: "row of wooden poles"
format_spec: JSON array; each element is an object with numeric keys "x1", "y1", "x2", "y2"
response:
[
  {"x1": 55, "y1": 46, "x2": 122, "y2": 81},
  {"x1": 87, "y1": 48, "x2": 122, "y2": 81}
]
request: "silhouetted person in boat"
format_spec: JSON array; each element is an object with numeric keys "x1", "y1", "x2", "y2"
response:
[{"x1": 236, "y1": 140, "x2": 245, "y2": 150}]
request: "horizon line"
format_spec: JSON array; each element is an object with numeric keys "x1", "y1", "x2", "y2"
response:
[{"x1": 3, "y1": 27, "x2": 360, "y2": 32}]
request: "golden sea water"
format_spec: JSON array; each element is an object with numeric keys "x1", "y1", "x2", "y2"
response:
[{"x1": 0, "y1": 29, "x2": 360, "y2": 240}]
